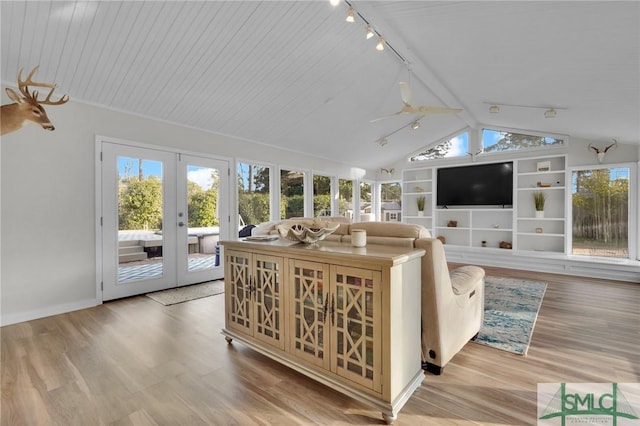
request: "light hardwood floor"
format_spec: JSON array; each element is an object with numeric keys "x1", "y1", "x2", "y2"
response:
[{"x1": 2, "y1": 266, "x2": 638, "y2": 425}]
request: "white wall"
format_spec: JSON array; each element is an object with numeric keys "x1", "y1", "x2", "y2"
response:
[{"x1": 0, "y1": 99, "x2": 362, "y2": 325}]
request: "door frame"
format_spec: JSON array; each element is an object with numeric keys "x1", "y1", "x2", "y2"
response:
[{"x1": 95, "y1": 135, "x2": 233, "y2": 304}]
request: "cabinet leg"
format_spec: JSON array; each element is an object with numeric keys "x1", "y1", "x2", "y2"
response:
[
  {"x1": 382, "y1": 412, "x2": 397, "y2": 424},
  {"x1": 225, "y1": 336, "x2": 233, "y2": 344}
]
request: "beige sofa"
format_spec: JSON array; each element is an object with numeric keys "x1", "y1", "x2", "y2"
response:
[{"x1": 252, "y1": 219, "x2": 485, "y2": 374}]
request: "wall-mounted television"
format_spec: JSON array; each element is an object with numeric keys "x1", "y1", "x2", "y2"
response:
[{"x1": 436, "y1": 162, "x2": 513, "y2": 207}]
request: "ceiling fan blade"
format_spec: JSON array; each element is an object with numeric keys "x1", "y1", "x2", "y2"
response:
[
  {"x1": 399, "y1": 82, "x2": 412, "y2": 106},
  {"x1": 413, "y1": 106, "x2": 463, "y2": 115},
  {"x1": 370, "y1": 110, "x2": 404, "y2": 123}
]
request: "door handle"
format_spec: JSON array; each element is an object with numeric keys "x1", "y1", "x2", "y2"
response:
[{"x1": 178, "y1": 222, "x2": 185, "y2": 227}]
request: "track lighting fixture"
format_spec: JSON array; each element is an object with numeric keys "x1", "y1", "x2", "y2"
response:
[
  {"x1": 376, "y1": 36, "x2": 385, "y2": 51},
  {"x1": 489, "y1": 105, "x2": 500, "y2": 113},
  {"x1": 544, "y1": 108, "x2": 557, "y2": 118},
  {"x1": 411, "y1": 120, "x2": 420, "y2": 130},
  {"x1": 378, "y1": 138, "x2": 388, "y2": 147},
  {"x1": 365, "y1": 25, "x2": 374, "y2": 39},
  {"x1": 483, "y1": 101, "x2": 566, "y2": 118},
  {"x1": 346, "y1": 7, "x2": 355, "y2": 22}
]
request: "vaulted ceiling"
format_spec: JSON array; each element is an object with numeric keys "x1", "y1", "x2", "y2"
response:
[{"x1": 2, "y1": 1, "x2": 638, "y2": 169}]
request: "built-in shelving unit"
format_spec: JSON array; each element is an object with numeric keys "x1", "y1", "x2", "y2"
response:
[
  {"x1": 514, "y1": 155, "x2": 567, "y2": 253},
  {"x1": 401, "y1": 154, "x2": 568, "y2": 255},
  {"x1": 401, "y1": 168, "x2": 433, "y2": 229}
]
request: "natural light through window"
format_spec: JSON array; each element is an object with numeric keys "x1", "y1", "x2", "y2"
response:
[
  {"x1": 409, "y1": 132, "x2": 469, "y2": 161},
  {"x1": 482, "y1": 129, "x2": 564, "y2": 153},
  {"x1": 571, "y1": 167, "x2": 629, "y2": 258}
]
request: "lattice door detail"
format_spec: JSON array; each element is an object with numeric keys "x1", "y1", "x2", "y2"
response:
[
  {"x1": 253, "y1": 255, "x2": 283, "y2": 349},
  {"x1": 225, "y1": 251, "x2": 252, "y2": 335},
  {"x1": 289, "y1": 260, "x2": 330, "y2": 369},
  {"x1": 331, "y1": 266, "x2": 381, "y2": 392}
]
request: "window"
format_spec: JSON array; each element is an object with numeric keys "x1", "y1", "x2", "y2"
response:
[
  {"x1": 313, "y1": 174, "x2": 332, "y2": 217},
  {"x1": 338, "y1": 178, "x2": 353, "y2": 219},
  {"x1": 409, "y1": 132, "x2": 469, "y2": 162},
  {"x1": 281, "y1": 169, "x2": 305, "y2": 219},
  {"x1": 380, "y1": 182, "x2": 401, "y2": 222},
  {"x1": 571, "y1": 167, "x2": 630, "y2": 258},
  {"x1": 359, "y1": 181, "x2": 373, "y2": 221},
  {"x1": 238, "y1": 162, "x2": 271, "y2": 226},
  {"x1": 482, "y1": 128, "x2": 564, "y2": 153}
]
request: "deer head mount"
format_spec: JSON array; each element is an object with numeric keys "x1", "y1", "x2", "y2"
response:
[
  {"x1": 1, "y1": 66, "x2": 69, "y2": 136},
  {"x1": 588, "y1": 139, "x2": 618, "y2": 163}
]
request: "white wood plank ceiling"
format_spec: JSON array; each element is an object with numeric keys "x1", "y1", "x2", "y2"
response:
[{"x1": 2, "y1": 1, "x2": 638, "y2": 169}]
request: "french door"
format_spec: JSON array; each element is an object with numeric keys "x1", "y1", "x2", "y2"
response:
[{"x1": 100, "y1": 142, "x2": 229, "y2": 301}]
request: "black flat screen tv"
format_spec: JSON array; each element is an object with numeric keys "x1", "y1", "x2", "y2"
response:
[{"x1": 437, "y1": 162, "x2": 513, "y2": 207}]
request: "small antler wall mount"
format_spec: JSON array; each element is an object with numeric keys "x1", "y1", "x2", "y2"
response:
[
  {"x1": 1, "y1": 66, "x2": 69, "y2": 136},
  {"x1": 588, "y1": 139, "x2": 618, "y2": 163}
]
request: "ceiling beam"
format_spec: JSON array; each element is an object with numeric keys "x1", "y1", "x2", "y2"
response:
[{"x1": 352, "y1": 1, "x2": 477, "y2": 129}]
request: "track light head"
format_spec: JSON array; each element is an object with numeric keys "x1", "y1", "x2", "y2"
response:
[
  {"x1": 365, "y1": 25, "x2": 374, "y2": 39},
  {"x1": 329, "y1": 0, "x2": 340, "y2": 6},
  {"x1": 346, "y1": 7, "x2": 355, "y2": 22},
  {"x1": 376, "y1": 36, "x2": 385, "y2": 51},
  {"x1": 411, "y1": 120, "x2": 420, "y2": 130},
  {"x1": 544, "y1": 108, "x2": 557, "y2": 118},
  {"x1": 378, "y1": 138, "x2": 388, "y2": 147},
  {"x1": 489, "y1": 105, "x2": 500, "y2": 113}
]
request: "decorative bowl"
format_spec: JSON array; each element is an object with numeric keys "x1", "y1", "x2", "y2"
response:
[{"x1": 277, "y1": 222, "x2": 340, "y2": 244}]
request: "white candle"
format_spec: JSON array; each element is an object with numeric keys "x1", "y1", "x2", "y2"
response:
[{"x1": 351, "y1": 229, "x2": 366, "y2": 247}]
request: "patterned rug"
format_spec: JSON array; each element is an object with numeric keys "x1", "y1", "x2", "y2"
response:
[
  {"x1": 474, "y1": 276, "x2": 547, "y2": 355},
  {"x1": 146, "y1": 280, "x2": 224, "y2": 306}
]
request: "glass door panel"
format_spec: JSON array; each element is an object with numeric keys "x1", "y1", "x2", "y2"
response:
[
  {"x1": 102, "y1": 143, "x2": 177, "y2": 301},
  {"x1": 177, "y1": 155, "x2": 229, "y2": 285}
]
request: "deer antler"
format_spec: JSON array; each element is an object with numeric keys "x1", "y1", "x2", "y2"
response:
[
  {"x1": 17, "y1": 66, "x2": 69, "y2": 105},
  {"x1": 604, "y1": 139, "x2": 618, "y2": 153},
  {"x1": 587, "y1": 143, "x2": 600, "y2": 154}
]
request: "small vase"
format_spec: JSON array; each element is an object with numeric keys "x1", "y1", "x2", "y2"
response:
[
  {"x1": 535, "y1": 210, "x2": 544, "y2": 219},
  {"x1": 417, "y1": 210, "x2": 424, "y2": 217}
]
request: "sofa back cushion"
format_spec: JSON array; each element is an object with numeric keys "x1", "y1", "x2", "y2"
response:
[{"x1": 350, "y1": 222, "x2": 431, "y2": 239}]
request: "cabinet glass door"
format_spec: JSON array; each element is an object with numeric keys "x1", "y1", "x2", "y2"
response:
[
  {"x1": 253, "y1": 255, "x2": 284, "y2": 349},
  {"x1": 225, "y1": 250, "x2": 252, "y2": 335},
  {"x1": 331, "y1": 266, "x2": 381, "y2": 392},
  {"x1": 289, "y1": 260, "x2": 330, "y2": 369}
]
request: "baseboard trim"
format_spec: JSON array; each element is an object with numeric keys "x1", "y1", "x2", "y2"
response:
[
  {"x1": 444, "y1": 247, "x2": 640, "y2": 283},
  {"x1": 1, "y1": 298, "x2": 99, "y2": 327}
]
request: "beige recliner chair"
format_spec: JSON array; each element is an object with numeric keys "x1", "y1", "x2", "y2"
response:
[{"x1": 415, "y1": 238, "x2": 485, "y2": 375}]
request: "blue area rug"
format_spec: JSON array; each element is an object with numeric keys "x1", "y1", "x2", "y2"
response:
[{"x1": 474, "y1": 276, "x2": 547, "y2": 355}]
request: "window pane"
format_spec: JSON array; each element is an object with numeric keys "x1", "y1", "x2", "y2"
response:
[
  {"x1": 572, "y1": 168, "x2": 629, "y2": 258},
  {"x1": 409, "y1": 132, "x2": 469, "y2": 161},
  {"x1": 339, "y1": 178, "x2": 353, "y2": 219},
  {"x1": 360, "y1": 181, "x2": 373, "y2": 221},
  {"x1": 482, "y1": 129, "x2": 564, "y2": 153},
  {"x1": 380, "y1": 182, "x2": 401, "y2": 222},
  {"x1": 281, "y1": 169, "x2": 305, "y2": 219},
  {"x1": 313, "y1": 175, "x2": 331, "y2": 217},
  {"x1": 238, "y1": 162, "x2": 270, "y2": 226},
  {"x1": 117, "y1": 156, "x2": 163, "y2": 282}
]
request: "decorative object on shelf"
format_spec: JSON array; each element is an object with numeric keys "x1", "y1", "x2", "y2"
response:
[
  {"x1": 536, "y1": 161, "x2": 551, "y2": 172},
  {"x1": 536, "y1": 182, "x2": 552, "y2": 188},
  {"x1": 351, "y1": 229, "x2": 367, "y2": 247},
  {"x1": 277, "y1": 221, "x2": 340, "y2": 245},
  {"x1": 481, "y1": 241, "x2": 487, "y2": 247},
  {"x1": 414, "y1": 186, "x2": 424, "y2": 192},
  {"x1": 588, "y1": 139, "x2": 617, "y2": 163},
  {"x1": 533, "y1": 191, "x2": 546, "y2": 218},
  {"x1": 492, "y1": 224, "x2": 500, "y2": 229},
  {"x1": 436, "y1": 236, "x2": 446, "y2": 244},
  {"x1": 535, "y1": 227, "x2": 543, "y2": 233},
  {"x1": 416, "y1": 196, "x2": 426, "y2": 216},
  {"x1": 499, "y1": 241, "x2": 512, "y2": 249},
  {"x1": 447, "y1": 220, "x2": 458, "y2": 228}
]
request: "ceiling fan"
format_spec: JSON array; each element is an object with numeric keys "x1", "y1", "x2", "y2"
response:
[{"x1": 371, "y1": 82, "x2": 462, "y2": 122}]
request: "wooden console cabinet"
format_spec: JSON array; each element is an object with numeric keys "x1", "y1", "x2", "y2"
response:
[{"x1": 220, "y1": 239, "x2": 425, "y2": 424}]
